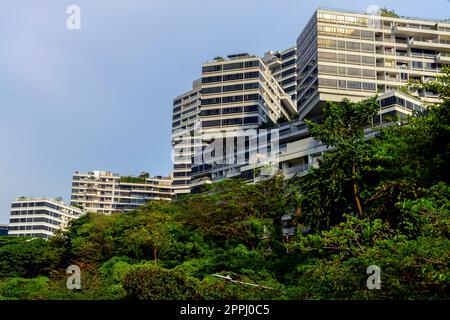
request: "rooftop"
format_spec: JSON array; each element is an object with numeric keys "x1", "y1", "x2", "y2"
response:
[
  {"x1": 318, "y1": 6, "x2": 450, "y2": 24},
  {"x1": 204, "y1": 53, "x2": 259, "y2": 64},
  {"x1": 11, "y1": 197, "x2": 84, "y2": 211}
]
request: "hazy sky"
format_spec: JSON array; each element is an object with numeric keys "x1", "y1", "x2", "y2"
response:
[{"x1": 0, "y1": 0, "x2": 449, "y2": 223}]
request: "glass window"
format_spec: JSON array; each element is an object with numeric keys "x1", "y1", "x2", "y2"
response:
[
  {"x1": 347, "y1": 81, "x2": 362, "y2": 90},
  {"x1": 202, "y1": 65, "x2": 222, "y2": 73},
  {"x1": 223, "y1": 62, "x2": 244, "y2": 70}
]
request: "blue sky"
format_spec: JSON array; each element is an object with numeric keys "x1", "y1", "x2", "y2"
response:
[{"x1": 0, "y1": 0, "x2": 449, "y2": 223}]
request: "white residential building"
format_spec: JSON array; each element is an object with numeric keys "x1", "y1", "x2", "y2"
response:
[
  {"x1": 8, "y1": 198, "x2": 84, "y2": 239},
  {"x1": 263, "y1": 46, "x2": 298, "y2": 103},
  {"x1": 70, "y1": 171, "x2": 173, "y2": 214},
  {"x1": 297, "y1": 7, "x2": 449, "y2": 120}
]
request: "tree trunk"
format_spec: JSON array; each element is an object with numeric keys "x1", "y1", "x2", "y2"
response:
[
  {"x1": 352, "y1": 162, "x2": 363, "y2": 216},
  {"x1": 153, "y1": 248, "x2": 158, "y2": 265}
]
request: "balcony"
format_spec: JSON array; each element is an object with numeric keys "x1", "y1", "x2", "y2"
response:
[
  {"x1": 436, "y1": 52, "x2": 450, "y2": 63},
  {"x1": 392, "y1": 24, "x2": 438, "y2": 37},
  {"x1": 409, "y1": 37, "x2": 450, "y2": 50},
  {"x1": 283, "y1": 163, "x2": 311, "y2": 176},
  {"x1": 378, "y1": 75, "x2": 400, "y2": 82}
]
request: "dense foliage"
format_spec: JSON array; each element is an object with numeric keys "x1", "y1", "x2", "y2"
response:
[{"x1": 0, "y1": 69, "x2": 449, "y2": 300}]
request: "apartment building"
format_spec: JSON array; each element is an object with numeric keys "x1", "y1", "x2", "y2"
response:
[
  {"x1": 0, "y1": 224, "x2": 8, "y2": 236},
  {"x1": 190, "y1": 90, "x2": 424, "y2": 186},
  {"x1": 171, "y1": 79, "x2": 202, "y2": 195},
  {"x1": 174, "y1": 7, "x2": 446, "y2": 192},
  {"x1": 188, "y1": 53, "x2": 298, "y2": 188},
  {"x1": 263, "y1": 46, "x2": 298, "y2": 103},
  {"x1": 171, "y1": 53, "x2": 299, "y2": 193},
  {"x1": 8, "y1": 198, "x2": 84, "y2": 239},
  {"x1": 297, "y1": 7, "x2": 449, "y2": 120},
  {"x1": 70, "y1": 171, "x2": 173, "y2": 214},
  {"x1": 199, "y1": 53, "x2": 297, "y2": 132}
]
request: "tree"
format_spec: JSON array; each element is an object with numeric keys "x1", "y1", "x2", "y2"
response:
[
  {"x1": 380, "y1": 7, "x2": 399, "y2": 18},
  {"x1": 299, "y1": 97, "x2": 379, "y2": 229},
  {"x1": 123, "y1": 265, "x2": 200, "y2": 300},
  {"x1": 0, "y1": 237, "x2": 63, "y2": 278}
]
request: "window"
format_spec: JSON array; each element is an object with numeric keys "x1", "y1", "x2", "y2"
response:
[
  {"x1": 222, "y1": 118, "x2": 243, "y2": 126},
  {"x1": 284, "y1": 85, "x2": 296, "y2": 93},
  {"x1": 319, "y1": 78, "x2": 337, "y2": 88},
  {"x1": 243, "y1": 116, "x2": 259, "y2": 124},
  {"x1": 245, "y1": 60, "x2": 260, "y2": 68},
  {"x1": 222, "y1": 95, "x2": 243, "y2": 103},
  {"x1": 244, "y1": 82, "x2": 259, "y2": 90},
  {"x1": 363, "y1": 82, "x2": 376, "y2": 91},
  {"x1": 200, "y1": 108, "x2": 221, "y2": 116},
  {"x1": 201, "y1": 97, "x2": 221, "y2": 105},
  {"x1": 362, "y1": 69, "x2": 375, "y2": 79},
  {"x1": 244, "y1": 71, "x2": 259, "y2": 78},
  {"x1": 201, "y1": 86, "x2": 222, "y2": 94},
  {"x1": 425, "y1": 63, "x2": 438, "y2": 70},
  {"x1": 347, "y1": 54, "x2": 361, "y2": 65},
  {"x1": 361, "y1": 56, "x2": 375, "y2": 66},
  {"x1": 319, "y1": 65, "x2": 337, "y2": 75},
  {"x1": 202, "y1": 76, "x2": 222, "y2": 83},
  {"x1": 244, "y1": 94, "x2": 260, "y2": 101},
  {"x1": 244, "y1": 105, "x2": 259, "y2": 113},
  {"x1": 202, "y1": 120, "x2": 221, "y2": 128},
  {"x1": 361, "y1": 30, "x2": 374, "y2": 40},
  {"x1": 222, "y1": 106, "x2": 242, "y2": 114},
  {"x1": 318, "y1": 51, "x2": 337, "y2": 62},
  {"x1": 223, "y1": 84, "x2": 243, "y2": 92},
  {"x1": 281, "y1": 77, "x2": 296, "y2": 85},
  {"x1": 282, "y1": 59, "x2": 295, "y2": 68},
  {"x1": 318, "y1": 39, "x2": 336, "y2": 49},
  {"x1": 412, "y1": 61, "x2": 423, "y2": 69},
  {"x1": 281, "y1": 67, "x2": 296, "y2": 77},
  {"x1": 223, "y1": 73, "x2": 244, "y2": 81},
  {"x1": 347, "y1": 67, "x2": 361, "y2": 77},
  {"x1": 347, "y1": 81, "x2": 362, "y2": 90},
  {"x1": 202, "y1": 65, "x2": 222, "y2": 73},
  {"x1": 281, "y1": 50, "x2": 295, "y2": 59},
  {"x1": 223, "y1": 62, "x2": 244, "y2": 70},
  {"x1": 361, "y1": 43, "x2": 374, "y2": 53},
  {"x1": 346, "y1": 41, "x2": 360, "y2": 51}
]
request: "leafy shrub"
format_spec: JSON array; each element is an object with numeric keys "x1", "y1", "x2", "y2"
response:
[{"x1": 123, "y1": 265, "x2": 200, "y2": 300}]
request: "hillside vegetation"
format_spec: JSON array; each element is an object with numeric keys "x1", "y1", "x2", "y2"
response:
[{"x1": 1, "y1": 68, "x2": 449, "y2": 300}]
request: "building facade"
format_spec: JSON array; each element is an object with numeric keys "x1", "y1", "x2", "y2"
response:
[
  {"x1": 174, "y1": 7, "x2": 447, "y2": 192},
  {"x1": 188, "y1": 53, "x2": 298, "y2": 188},
  {"x1": 297, "y1": 7, "x2": 449, "y2": 120},
  {"x1": 0, "y1": 224, "x2": 8, "y2": 236},
  {"x1": 171, "y1": 80, "x2": 202, "y2": 195},
  {"x1": 190, "y1": 90, "x2": 424, "y2": 186},
  {"x1": 70, "y1": 171, "x2": 173, "y2": 214},
  {"x1": 263, "y1": 46, "x2": 298, "y2": 103},
  {"x1": 171, "y1": 53, "x2": 298, "y2": 193},
  {"x1": 199, "y1": 53, "x2": 297, "y2": 132},
  {"x1": 8, "y1": 198, "x2": 84, "y2": 239}
]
